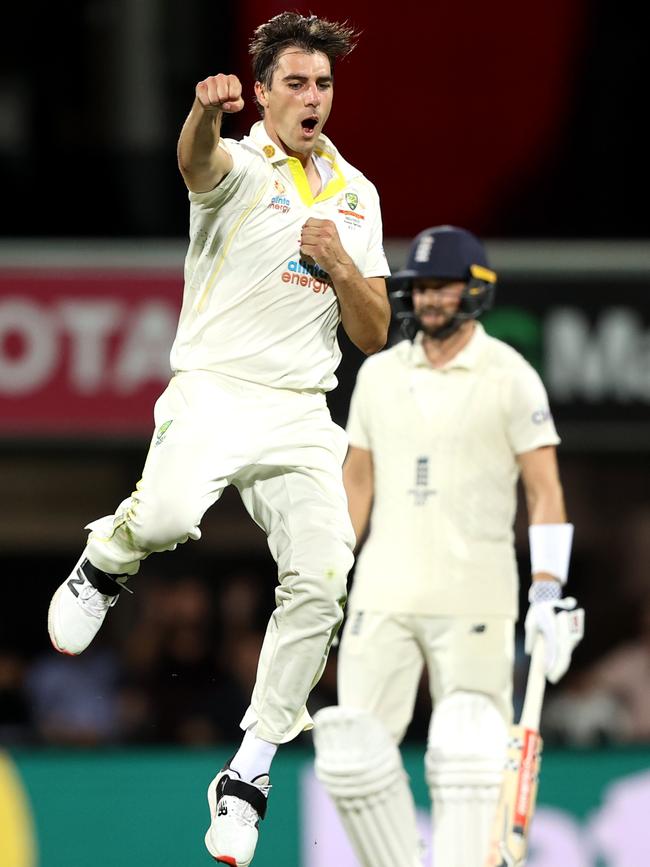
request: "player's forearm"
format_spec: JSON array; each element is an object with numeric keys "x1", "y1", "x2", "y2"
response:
[
  {"x1": 527, "y1": 483, "x2": 568, "y2": 583},
  {"x1": 343, "y1": 478, "x2": 373, "y2": 547},
  {"x1": 330, "y1": 264, "x2": 390, "y2": 355},
  {"x1": 520, "y1": 446, "x2": 568, "y2": 546},
  {"x1": 346, "y1": 491, "x2": 373, "y2": 548},
  {"x1": 177, "y1": 100, "x2": 227, "y2": 192},
  {"x1": 526, "y1": 480, "x2": 566, "y2": 527}
]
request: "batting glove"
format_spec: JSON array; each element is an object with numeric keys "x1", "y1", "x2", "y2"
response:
[{"x1": 525, "y1": 581, "x2": 585, "y2": 683}]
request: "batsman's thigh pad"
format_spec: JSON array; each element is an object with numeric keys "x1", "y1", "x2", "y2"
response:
[
  {"x1": 313, "y1": 706, "x2": 421, "y2": 867},
  {"x1": 422, "y1": 615, "x2": 514, "y2": 726},
  {"x1": 426, "y1": 691, "x2": 508, "y2": 867},
  {"x1": 337, "y1": 611, "x2": 424, "y2": 744}
]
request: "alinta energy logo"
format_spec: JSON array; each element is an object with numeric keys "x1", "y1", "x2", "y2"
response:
[
  {"x1": 282, "y1": 259, "x2": 331, "y2": 295},
  {"x1": 268, "y1": 179, "x2": 291, "y2": 214}
]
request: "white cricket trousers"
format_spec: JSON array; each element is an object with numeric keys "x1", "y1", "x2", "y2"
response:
[
  {"x1": 84, "y1": 370, "x2": 355, "y2": 743},
  {"x1": 338, "y1": 611, "x2": 515, "y2": 741}
]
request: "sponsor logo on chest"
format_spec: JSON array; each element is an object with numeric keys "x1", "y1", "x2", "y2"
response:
[
  {"x1": 281, "y1": 259, "x2": 331, "y2": 295},
  {"x1": 268, "y1": 179, "x2": 291, "y2": 214}
]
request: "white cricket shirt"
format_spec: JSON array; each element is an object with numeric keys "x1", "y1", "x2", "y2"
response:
[
  {"x1": 347, "y1": 323, "x2": 560, "y2": 618},
  {"x1": 170, "y1": 122, "x2": 390, "y2": 391}
]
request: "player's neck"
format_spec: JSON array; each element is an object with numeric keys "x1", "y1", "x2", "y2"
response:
[
  {"x1": 261, "y1": 120, "x2": 313, "y2": 164},
  {"x1": 262, "y1": 121, "x2": 321, "y2": 195},
  {"x1": 422, "y1": 320, "x2": 476, "y2": 368}
]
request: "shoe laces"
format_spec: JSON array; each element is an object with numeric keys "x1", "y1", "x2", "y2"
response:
[
  {"x1": 252, "y1": 780, "x2": 271, "y2": 802},
  {"x1": 78, "y1": 584, "x2": 118, "y2": 618},
  {"x1": 221, "y1": 795, "x2": 262, "y2": 829}
]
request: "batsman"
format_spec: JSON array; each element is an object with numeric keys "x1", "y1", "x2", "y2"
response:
[{"x1": 313, "y1": 226, "x2": 584, "y2": 867}]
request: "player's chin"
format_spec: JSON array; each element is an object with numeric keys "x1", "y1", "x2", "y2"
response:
[
  {"x1": 297, "y1": 123, "x2": 320, "y2": 144},
  {"x1": 286, "y1": 137, "x2": 311, "y2": 156},
  {"x1": 419, "y1": 313, "x2": 447, "y2": 332},
  {"x1": 297, "y1": 139, "x2": 317, "y2": 155}
]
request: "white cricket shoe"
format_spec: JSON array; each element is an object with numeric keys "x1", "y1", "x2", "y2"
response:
[
  {"x1": 48, "y1": 555, "x2": 124, "y2": 655},
  {"x1": 205, "y1": 766, "x2": 270, "y2": 866}
]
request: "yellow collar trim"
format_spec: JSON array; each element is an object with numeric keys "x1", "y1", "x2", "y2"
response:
[{"x1": 286, "y1": 157, "x2": 347, "y2": 207}]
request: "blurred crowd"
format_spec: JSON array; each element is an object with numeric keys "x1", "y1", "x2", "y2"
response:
[
  {"x1": 0, "y1": 562, "x2": 340, "y2": 749},
  {"x1": 2, "y1": 507, "x2": 650, "y2": 751}
]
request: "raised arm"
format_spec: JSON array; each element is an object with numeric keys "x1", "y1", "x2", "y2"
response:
[
  {"x1": 342, "y1": 446, "x2": 375, "y2": 549},
  {"x1": 177, "y1": 74, "x2": 244, "y2": 193}
]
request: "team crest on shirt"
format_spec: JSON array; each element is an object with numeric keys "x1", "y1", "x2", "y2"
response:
[
  {"x1": 155, "y1": 420, "x2": 173, "y2": 446},
  {"x1": 337, "y1": 190, "x2": 365, "y2": 228},
  {"x1": 407, "y1": 455, "x2": 437, "y2": 505},
  {"x1": 345, "y1": 192, "x2": 358, "y2": 210}
]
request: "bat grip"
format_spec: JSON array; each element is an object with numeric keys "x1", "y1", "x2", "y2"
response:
[{"x1": 520, "y1": 633, "x2": 547, "y2": 730}]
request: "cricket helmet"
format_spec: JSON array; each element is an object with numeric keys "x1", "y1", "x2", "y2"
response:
[{"x1": 389, "y1": 225, "x2": 497, "y2": 338}]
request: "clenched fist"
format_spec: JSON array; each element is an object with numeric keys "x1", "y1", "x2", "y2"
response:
[
  {"x1": 300, "y1": 218, "x2": 351, "y2": 275},
  {"x1": 196, "y1": 74, "x2": 244, "y2": 114}
]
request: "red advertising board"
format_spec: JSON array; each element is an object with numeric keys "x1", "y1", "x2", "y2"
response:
[{"x1": 0, "y1": 270, "x2": 183, "y2": 435}]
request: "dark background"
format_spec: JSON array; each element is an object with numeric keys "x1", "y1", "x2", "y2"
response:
[
  {"x1": 1, "y1": 0, "x2": 648, "y2": 239},
  {"x1": 0, "y1": 2, "x2": 649, "y2": 749}
]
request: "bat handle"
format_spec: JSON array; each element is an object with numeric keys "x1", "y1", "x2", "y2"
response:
[{"x1": 520, "y1": 633, "x2": 547, "y2": 730}]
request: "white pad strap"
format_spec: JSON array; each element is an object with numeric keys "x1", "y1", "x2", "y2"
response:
[
  {"x1": 426, "y1": 692, "x2": 508, "y2": 867},
  {"x1": 313, "y1": 706, "x2": 420, "y2": 867},
  {"x1": 529, "y1": 522, "x2": 574, "y2": 584}
]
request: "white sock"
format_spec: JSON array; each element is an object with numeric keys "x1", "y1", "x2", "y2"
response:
[{"x1": 231, "y1": 728, "x2": 278, "y2": 782}]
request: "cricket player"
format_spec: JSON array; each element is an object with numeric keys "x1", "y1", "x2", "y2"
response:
[
  {"x1": 47, "y1": 13, "x2": 390, "y2": 867},
  {"x1": 313, "y1": 226, "x2": 583, "y2": 867}
]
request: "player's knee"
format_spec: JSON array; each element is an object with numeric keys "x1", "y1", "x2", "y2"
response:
[
  {"x1": 314, "y1": 706, "x2": 419, "y2": 866},
  {"x1": 126, "y1": 496, "x2": 200, "y2": 552},
  {"x1": 314, "y1": 706, "x2": 404, "y2": 797},
  {"x1": 302, "y1": 536, "x2": 352, "y2": 615},
  {"x1": 294, "y1": 572, "x2": 347, "y2": 634},
  {"x1": 425, "y1": 691, "x2": 508, "y2": 788}
]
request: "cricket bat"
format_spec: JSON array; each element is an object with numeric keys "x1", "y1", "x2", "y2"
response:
[{"x1": 484, "y1": 634, "x2": 547, "y2": 867}]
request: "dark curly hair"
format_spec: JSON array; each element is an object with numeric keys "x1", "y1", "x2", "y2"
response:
[{"x1": 249, "y1": 12, "x2": 359, "y2": 91}]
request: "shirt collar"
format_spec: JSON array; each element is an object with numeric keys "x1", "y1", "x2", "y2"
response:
[
  {"x1": 246, "y1": 121, "x2": 290, "y2": 164},
  {"x1": 245, "y1": 121, "x2": 360, "y2": 182},
  {"x1": 408, "y1": 321, "x2": 488, "y2": 370}
]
